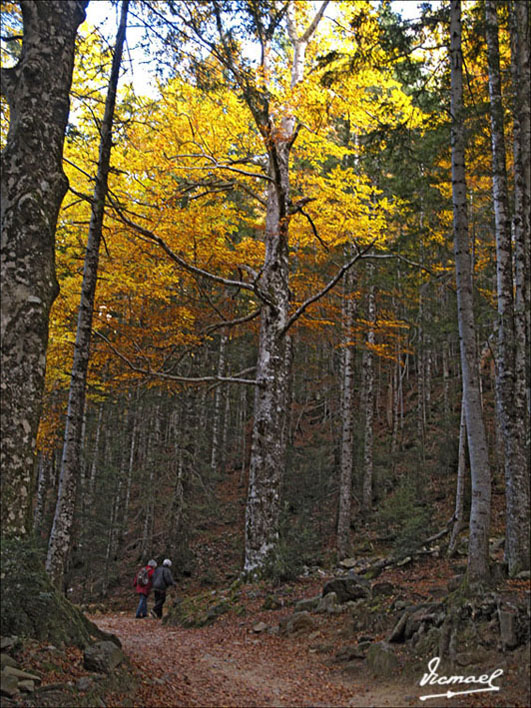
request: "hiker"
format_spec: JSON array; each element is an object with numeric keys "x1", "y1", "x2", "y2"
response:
[
  {"x1": 133, "y1": 559, "x2": 157, "y2": 618},
  {"x1": 150, "y1": 558, "x2": 176, "y2": 619}
]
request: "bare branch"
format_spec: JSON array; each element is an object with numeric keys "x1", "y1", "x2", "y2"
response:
[
  {"x1": 281, "y1": 239, "x2": 376, "y2": 335},
  {"x1": 93, "y1": 330, "x2": 260, "y2": 386}
]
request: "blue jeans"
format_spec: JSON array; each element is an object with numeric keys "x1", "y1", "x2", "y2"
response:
[{"x1": 136, "y1": 594, "x2": 148, "y2": 617}]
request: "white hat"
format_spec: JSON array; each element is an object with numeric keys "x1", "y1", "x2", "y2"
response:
[
  {"x1": 162, "y1": 558, "x2": 172, "y2": 567},
  {"x1": 147, "y1": 559, "x2": 157, "y2": 567}
]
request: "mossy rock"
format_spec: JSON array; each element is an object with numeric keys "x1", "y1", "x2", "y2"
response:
[{"x1": 0, "y1": 537, "x2": 113, "y2": 648}]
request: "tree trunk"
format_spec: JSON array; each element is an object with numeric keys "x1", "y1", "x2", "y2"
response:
[
  {"x1": 46, "y1": 1, "x2": 129, "y2": 587},
  {"x1": 486, "y1": 0, "x2": 529, "y2": 575},
  {"x1": 509, "y1": 0, "x2": 531, "y2": 572},
  {"x1": 449, "y1": 0, "x2": 491, "y2": 585},
  {"x1": 362, "y1": 275, "x2": 376, "y2": 514},
  {"x1": 0, "y1": 0, "x2": 87, "y2": 538},
  {"x1": 448, "y1": 397, "x2": 467, "y2": 557},
  {"x1": 337, "y1": 266, "x2": 356, "y2": 559},
  {"x1": 210, "y1": 331, "x2": 228, "y2": 478},
  {"x1": 243, "y1": 2, "x2": 328, "y2": 575}
]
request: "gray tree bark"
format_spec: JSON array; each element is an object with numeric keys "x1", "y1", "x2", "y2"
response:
[
  {"x1": 46, "y1": 0, "x2": 129, "y2": 587},
  {"x1": 0, "y1": 0, "x2": 87, "y2": 537},
  {"x1": 448, "y1": 398, "x2": 467, "y2": 557},
  {"x1": 487, "y1": 0, "x2": 530, "y2": 574},
  {"x1": 450, "y1": 0, "x2": 491, "y2": 585},
  {"x1": 362, "y1": 275, "x2": 376, "y2": 514},
  {"x1": 244, "y1": 1, "x2": 328, "y2": 575},
  {"x1": 337, "y1": 266, "x2": 356, "y2": 559}
]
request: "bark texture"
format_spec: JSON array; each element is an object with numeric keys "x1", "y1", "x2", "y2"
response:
[
  {"x1": 46, "y1": 0, "x2": 129, "y2": 587},
  {"x1": 449, "y1": 0, "x2": 491, "y2": 584},
  {"x1": 337, "y1": 267, "x2": 356, "y2": 559},
  {"x1": 243, "y1": 1, "x2": 328, "y2": 574},
  {"x1": 486, "y1": 0, "x2": 529, "y2": 575},
  {"x1": 0, "y1": 0, "x2": 87, "y2": 537}
]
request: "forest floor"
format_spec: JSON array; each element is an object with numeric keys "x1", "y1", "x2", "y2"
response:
[
  {"x1": 89, "y1": 592, "x2": 528, "y2": 708},
  {"x1": 82, "y1": 560, "x2": 530, "y2": 708}
]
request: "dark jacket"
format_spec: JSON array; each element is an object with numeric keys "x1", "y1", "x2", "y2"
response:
[{"x1": 152, "y1": 566, "x2": 175, "y2": 591}]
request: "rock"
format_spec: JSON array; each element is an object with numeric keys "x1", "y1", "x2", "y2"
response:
[
  {"x1": 404, "y1": 606, "x2": 443, "y2": 640},
  {"x1": 388, "y1": 611, "x2": 409, "y2": 643},
  {"x1": 252, "y1": 622, "x2": 268, "y2": 633},
  {"x1": 515, "y1": 570, "x2": 531, "y2": 580},
  {"x1": 396, "y1": 556, "x2": 412, "y2": 567},
  {"x1": 83, "y1": 641, "x2": 124, "y2": 673},
  {"x1": 322, "y1": 578, "x2": 370, "y2": 603},
  {"x1": 316, "y1": 592, "x2": 340, "y2": 614},
  {"x1": 18, "y1": 680, "x2": 35, "y2": 693},
  {"x1": 339, "y1": 558, "x2": 358, "y2": 569},
  {"x1": 366, "y1": 642, "x2": 398, "y2": 676},
  {"x1": 1, "y1": 672, "x2": 19, "y2": 698},
  {"x1": 295, "y1": 595, "x2": 320, "y2": 612},
  {"x1": 2, "y1": 666, "x2": 41, "y2": 683},
  {"x1": 498, "y1": 607, "x2": 518, "y2": 649},
  {"x1": 76, "y1": 676, "x2": 94, "y2": 691},
  {"x1": 284, "y1": 611, "x2": 316, "y2": 635},
  {"x1": 334, "y1": 645, "x2": 366, "y2": 662},
  {"x1": 0, "y1": 638, "x2": 18, "y2": 652},
  {"x1": 372, "y1": 582, "x2": 394, "y2": 597},
  {"x1": 0, "y1": 655, "x2": 18, "y2": 669}
]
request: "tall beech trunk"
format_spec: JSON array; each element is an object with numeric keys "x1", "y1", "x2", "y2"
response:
[
  {"x1": 337, "y1": 267, "x2": 356, "y2": 559},
  {"x1": 486, "y1": 0, "x2": 529, "y2": 574},
  {"x1": 450, "y1": 0, "x2": 491, "y2": 584},
  {"x1": 0, "y1": 0, "x2": 87, "y2": 537},
  {"x1": 509, "y1": 0, "x2": 530, "y2": 571},
  {"x1": 244, "y1": 2, "x2": 328, "y2": 574},
  {"x1": 211, "y1": 331, "x2": 228, "y2": 478},
  {"x1": 362, "y1": 276, "x2": 376, "y2": 515},
  {"x1": 448, "y1": 398, "x2": 467, "y2": 557},
  {"x1": 46, "y1": 1, "x2": 129, "y2": 587}
]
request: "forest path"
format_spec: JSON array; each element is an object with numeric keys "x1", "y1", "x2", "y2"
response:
[{"x1": 92, "y1": 613, "x2": 423, "y2": 707}]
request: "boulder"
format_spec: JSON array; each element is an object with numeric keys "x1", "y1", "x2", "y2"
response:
[
  {"x1": 295, "y1": 595, "x2": 320, "y2": 613},
  {"x1": 18, "y1": 680, "x2": 35, "y2": 693},
  {"x1": 284, "y1": 611, "x2": 316, "y2": 636},
  {"x1": 76, "y1": 676, "x2": 95, "y2": 691},
  {"x1": 1, "y1": 672, "x2": 19, "y2": 698},
  {"x1": 366, "y1": 642, "x2": 398, "y2": 676},
  {"x1": 1, "y1": 666, "x2": 41, "y2": 683},
  {"x1": 498, "y1": 607, "x2": 518, "y2": 649},
  {"x1": 339, "y1": 558, "x2": 358, "y2": 569},
  {"x1": 404, "y1": 605, "x2": 443, "y2": 639},
  {"x1": 252, "y1": 622, "x2": 268, "y2": 634},
  {"x1": 388, "y1": 611, "x2": 409, "y2": 643},
  {"x1": 322, "y1": 577, "x2": 370, "y2": 603},
  {"x1": 316, "y1": 592, "x2": 340, "y2": 614},
  {"x1": 83, "y1": 641, "x2": 124, "y2": 673},
  {"x1": 0, "y1": 655, "x2": 18, "y2": 669},
  {"x1": 334, "y1": 645, "x2": 366, "y2": 662}
]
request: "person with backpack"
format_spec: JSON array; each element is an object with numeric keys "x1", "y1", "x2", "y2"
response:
[
  {"x1": 150, "y1": 558, "x2": 176, "y2": 619},
  {"x1": 133, "y1": 559, "x2": 157, "y2": 618}
]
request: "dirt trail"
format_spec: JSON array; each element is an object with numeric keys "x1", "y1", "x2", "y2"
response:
[{"x1": 92, "y1": 613, "x2": 425, "y2": 708}]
